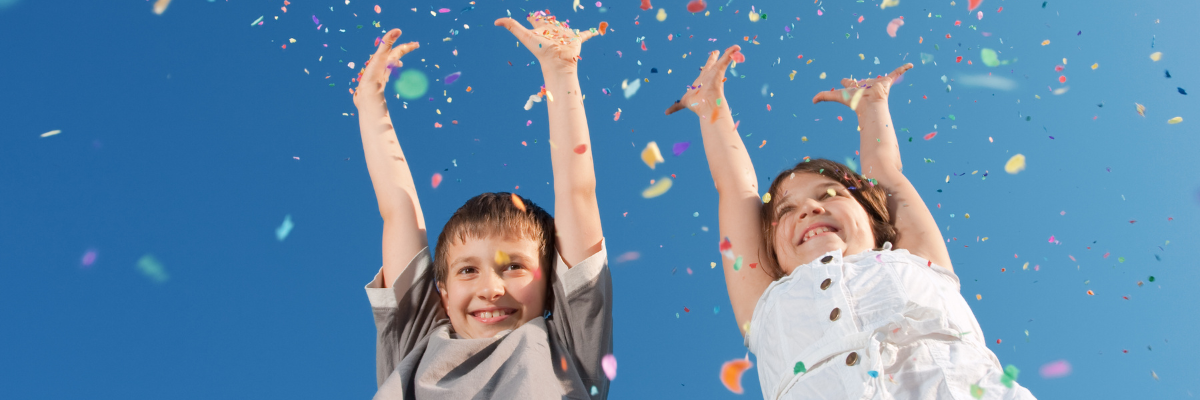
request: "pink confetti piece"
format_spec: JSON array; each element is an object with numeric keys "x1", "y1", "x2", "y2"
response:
[
  {"x1": 887, "y1": 17, "x2": 904, "y2": 38},
  {"x1": 616, "y1": 251, "x2": 641, "y2": 262},
  {"x1": 431, "y1": 173, "x2": 443, "y2": 188},
  {"x1": 1048, "y1": 235, "x2": 1055, "y2": 243},
  {"x1": 602, "y1": 354, "x2": 618, "y2": 380},
  {"x1": 924, "y1": 131, "x2": 937, "y2": 140},
  {"x1": 81, "y1": 249, "x2": 97, "y2": 267},
  {"x1": 374, "y1": 4, "x2": 381, "y2": 13},
  {"x1": 817, "y1": 9, "x2": 823, "y2": 16},
  {"x1": 526, "y1": 120, "x2": 533, "y2": 126},
  {"x1": 687, "y1": 0, "x2": 706, "y2": 13},
  {"x1": 438, "y1": 8, "x2": 450, "y2": 13},
  {"x1": 1039, "y1": 360, "x2": 1071, "y2": 379}
]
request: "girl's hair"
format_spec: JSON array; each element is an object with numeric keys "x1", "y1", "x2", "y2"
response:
[
  {"x1": 433, "y1": 192, "x2": 557, "y2": 287},
  {"x1": 758, "y1": 159, "x2": 898, "y2": 279}
]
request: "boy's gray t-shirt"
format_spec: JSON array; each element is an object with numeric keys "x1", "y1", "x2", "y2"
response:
[{"x1": 365, "y1": 241, "x2": 612, "y2": 400}]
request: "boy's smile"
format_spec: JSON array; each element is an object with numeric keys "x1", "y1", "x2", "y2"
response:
[{"x1": 440, "y1": 236, "x2": 547, "y2": 339}]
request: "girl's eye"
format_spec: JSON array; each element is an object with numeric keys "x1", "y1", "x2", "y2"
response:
[
  {"x1": 457, "y1": 267, "x2": 477, "y2": 275},
  {"x1": 505, "y1": 264, "x2": 525, "y2": 271},
  {"x1": 778, "y1": 206, "x2": 794, "y2": 215}
]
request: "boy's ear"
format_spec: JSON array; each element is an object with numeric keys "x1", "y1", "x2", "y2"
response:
[{"x1": 436, "y1": 281, "x2": 450, "y2": 310}]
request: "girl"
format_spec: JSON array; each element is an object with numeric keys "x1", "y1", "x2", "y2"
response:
[{"x1": 667, "y1": 47, "x2": 1036, "y2": 400}]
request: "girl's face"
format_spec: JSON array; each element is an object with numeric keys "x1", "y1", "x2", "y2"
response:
[
  {"x1": 770, "y1": 173, "x2": 876, "y2": 275},
  {"x1": 439, "y1": 236, "x2": 547, "y2": 339}
]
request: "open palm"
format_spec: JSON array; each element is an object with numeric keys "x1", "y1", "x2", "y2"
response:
[
  {"x1": 812, "y1": 63, "x2": 913, "y2": 109},
  {"x1": 495, "y1": 11, "x2": 600, "y2": 71},
  {"x1": 665, "y1": 45, "x2": 742, "y2": 118}
]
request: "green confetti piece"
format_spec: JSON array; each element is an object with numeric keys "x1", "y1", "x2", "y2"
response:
[
  {"x1": 1148, "y1": 276, "x2": 1156, "y2": 282},
  {"x1": 794, "y1": 361, "x2": 807, "y2": 374},
  {"x1": 948, "y1": 114, "x2": 956, "y2": 120},
  {"x1": 1118, "y1": 257, "x2": 1125, "y2": 263},
  {"x1": 733, "y1": 255, "x2": 744, "y2": 271},
  {"x1": 970, "y1": 384, "x2": 985, "y2": 399},
  {"x1": 137, "y1": 254, "x2": 169, "y2": 283},
  {"x1": 1000, "y1": 364, "x2": 1020, "y2": 388},
  {"x1": 981, "y1": 48, "x2": 1000, "y2": 67},
  {"x1": 393, "y1": 69, "x2": 429, "y2": 100}
]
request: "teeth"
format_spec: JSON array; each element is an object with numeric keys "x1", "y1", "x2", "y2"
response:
[
  {"x1": 803, "y1": 227, "x2": 832, "y2": 243},
  {"x1": 478, "y1": 310, "x2": 510, "y2": 319}
]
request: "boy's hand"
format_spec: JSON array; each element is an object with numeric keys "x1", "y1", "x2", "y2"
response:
[
  {"x1": 812, "y1": 63, "x2": 912, "y2": 112},
  {"x1": 353, "y1": 28, "x2": 419, "y2": 105},
  {"x1": 495, "y1": 11, "x2": 601, "y2": 75},
  {"x1": 664, "y1": 45, "x2": 742, "y2": 120}
]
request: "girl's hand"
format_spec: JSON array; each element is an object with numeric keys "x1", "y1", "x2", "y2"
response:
[
  {"x1": 811, "y1": 63, "x2": 912, "y2": 112},
  {"x1": 353, "y1": 28, "x2": 419, "y2": 105},
  {"x1": 494, "y1": 11, "x2": 601, "y2": 75},
  {"x1": 664, "y1": 45, "x2": 742, "y2": 120}
]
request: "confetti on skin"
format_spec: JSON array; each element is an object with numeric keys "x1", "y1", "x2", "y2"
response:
[
  {"x1": 137, "y1": 254, "x2": 169, "y2": 283},
  {"x1": 444, "y1": 72, "x2": 461, "y2": 85},
  {"x1": 1167, "y1": 116, "x2": 1182, "y2": 124},
  {"x1": 431, "y1": 173, "x2": 443, "y2": 188},
  {"x1": 616, "y1": 251, "x2": 640, "y2": 263},
  {"x1": 687, "y1": 0, "x2": 706, "y2": 13},
  {"x1": 81, "y1": 249, "x2": 97, "y2": 268},
  {"x1": 1000, "y1": 365, "x2": 1020, "y2": 388},
  {"x1": 672, "y1": 142, "x2": 690, "y2": 156},
  {"x1": 152, "y1": 0, "x2": 171, "y2": 15},
  {"x1": 1135, "y1": 103, "x2": 1146, "y2": 117},
  {"x1": 393, "y1": 70, "x2": 429, "y2": 100},
  {"x1": 1150, "y1": 52, "x2": 1162, "y2": 62},
  {"x1": 641, "y1": 142, "x2": 665, "y2": 169},
  {"x1": 495, "y1": 250, "x2": 511, "y2": 265},
  {"x1": 1039, "y1": 360, "x2": 1072, "y2": 378},
  {"x1": 1005, "y1": 154, "x2": 1026, "y2": 174},
  {"x1": 762, "y1": 193, "x2": 772, "y2": 204},
  {"x1": 276, "y1": 214, "x2": 295, "y2": 241},
  {"x1": 731, "y1": 51, "x2": 745, "y2": 64},
  {"x1": 642, "y1": 178, "x2": 673, "y2": 198},
  {"x1": 511, "y1": 193, "x2": 527, "y2": 212},
  {"x1": 886, "y1": 18, "x2": 904, "y2": 38},
  {"x1": 40, "y1": 130, "x2": 61, "y2": 138},
  {"x1": 719, "y1": 237, "x2": 734, "y2": 259},
  {"x1": 602, "y1": 354, "x2": 618, "y2": 380},
  {"x1": 720, "y1": 358, "x2": 753, "y2": 394}
]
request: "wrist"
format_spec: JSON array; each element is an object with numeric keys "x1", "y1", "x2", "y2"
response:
[{"x1": 540, "y1": 64, "x2": 579, "y2": 82}]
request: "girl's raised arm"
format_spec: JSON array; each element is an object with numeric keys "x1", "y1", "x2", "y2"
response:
[
  {"x1": 667, "y1": 46, "x2": 774, "y2": 335},
  {"x1": 812, "y1": 64, "x2": 952, "y2": 271},
  {"x1": 353, "y1": 29, "x2": 427, "y2": 287}
]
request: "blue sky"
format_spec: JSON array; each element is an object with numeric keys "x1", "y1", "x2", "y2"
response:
[{"x1": 1, "y1": 0, "x2": 1197, "y2": 398}]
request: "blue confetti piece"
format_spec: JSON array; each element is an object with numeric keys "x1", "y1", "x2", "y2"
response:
[
  {"x1": 276, "y1": 214, "x2": 294, "y2": 241},
  {"x1": 868, "y1": 370, "x2": 879, "y2": 378},
  {"x1": 1179, "y1": 87, "x2": 1188, "y2": 95}
]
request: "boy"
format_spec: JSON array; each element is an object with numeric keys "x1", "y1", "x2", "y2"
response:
[{"x1": 353, "y1": 11, "x2": 611, "y2": 400}]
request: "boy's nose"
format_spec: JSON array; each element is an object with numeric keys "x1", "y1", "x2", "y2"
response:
[{"x1": 478, "y1": 272, "x2": 506, "y2": 300}]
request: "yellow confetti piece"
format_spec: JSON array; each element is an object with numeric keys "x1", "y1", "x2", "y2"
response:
[
  {"x1": 806, "y1": 59, "x2": 813, "y2": 64},
  {"x1": 1041, "y1": 40, "x2": 1050, "y2": 46},
  {"x1": 848, "y1": 88, "x2": 866, "y2": 111},
  {"x1": 858, "y1": 54, "x2": 865, "y2": 60},
  {"x1": 289, "y1": 38, "x2": 297, "y2": 43},
  {"x1": 801, "y1": 136, "x2": 808, "y2": 142},
  {"x1": 827, "y1": 188, "x2": 837, "y2": 197},
  {"x1": 153, "y1": 0, "x2": 172, "y2": 15},
  {"x1": 976, "y1": 294, "x2": 982, "y2": 300},
  {"x1": 642, "y1": 177, "x2": 674, "y2": 198},
  {"x1": 1091, "y1": 63, "x2": 1099, "y2": 70},
  {"x1": 656, "y1": 8, "x2": 667, "y2": 21},
  {"x1": 762, "y1": 193, "x2": 772, "y2": 204},
  {"x1": 789, "y1": 70, "x2": 797, "y2": 80},
  {"x1": 1022, "y1": 262, "x2": 1029, "y2": 270},
  {"x1": 748, "y1": 11, "x2": 760, "y2": 22},
  {"x1": 711, "y1": 262, "x2": 717, "y2": 269},
  {"x1": 1150, "y1": 52, "x2": 1162, "y2": 62},
  {"x1": 641, "y1": 141, "x2": 665, "y2": 169},
  {"x1": 819, "y1": 72, "x2": 827, "y2": 79},
  {"x1": 964, "y1": 213, "x2": 970, "y2": 219},
  {"x1": 1005, "y1": 154, "x2": 1026, "y2": 174},
  {"x1": 880, "y1": 0, "x2": 900, "y2": 9},
  {"x1": 1167, "y1": 116, "x2": 1183, "y2": 124},
  {"x1": 1135, "y1": 103, "x2": 1146, "y2": 117},
  {"x1": 495, "y1": 250, "x2": 510, "y2": 265},
  {"x1": 39, "y1": 130, "x2": 61, "y2": 138}
]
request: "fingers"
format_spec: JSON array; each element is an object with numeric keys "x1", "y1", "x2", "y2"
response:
[
  {"x1": 840, "y1": 78, "x2": 859, "y2": 89},
  {"x1": 714, "y1": 45, "x2": 741, "y2": 76},
  {"x1": 665, "y1": 100, "x2": 688, "y2": 115},
  {"x1": 579, "y1": 28, "x2": 600, "y2": 43},
  {"x1": 812, "y1": 88, "x2": 847, "y2": 104},
  {"x1": 375, "y1": 29, "x2": 402, "y2": 56},
  {"x1": 385, "y1": 42, "x2": 419, "y2": 68},
  {"x1": 495, "y1": 17, "x2": 538, "y2": 49},
  {"x1": 703, "y1": 49, "x2": 720, "y2": 70},
  {"x1": 888, "y1": 63, "x2": 914, "y2": 80}
]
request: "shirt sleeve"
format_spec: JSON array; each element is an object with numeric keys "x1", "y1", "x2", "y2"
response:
[
  {"x1": 548, "y1": 240, "x2": 613, "y2": 397},
  {"x1": 364, "y1": 247, "x2": 447, "y2": 388}
]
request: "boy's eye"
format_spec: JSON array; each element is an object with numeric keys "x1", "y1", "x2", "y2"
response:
[{"x1": 457, "y1": 266, "x2": 477, "y2": 275}]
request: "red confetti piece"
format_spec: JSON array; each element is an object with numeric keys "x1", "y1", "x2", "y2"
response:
[
  {"x1": 956, "y1": 56, "x2": 963, "y2": 63},
  {"x1": 574, "y1": 144, "x2": 588, "y2": 154},
  {"x1": 766, "y1": 104, "x2": 772, "y2": 111},
  {"x1": 686, "y1": 0, "x2": 706, "y2": 13},
  {"x1": 968, "y1": 0, "x2": 983, "y2": 11},
  {"x1": 431, "y1": 173, "x2": 443, "y2": 188},
  {"x1": 641, "y1": 41, "x2": 647, "y2": 51},
  {"x1": 598, "y1": 21, "x2": 609, "y2": 35},
  {"x1": 434, "y1": 122, "x2": 442, "y2": 128},
  {"x1": 1059, "y1": 75, "x2": 1067, "y2": 83},
  {"x1": 924, "y1": 131, "x2": 938, "y2": 140},
  {"x1": 374, "y1": 4, "x2": 381, "y2": 13},
  {"x1": 640, "y1": 0, "x2": 652, "y2": 11}
]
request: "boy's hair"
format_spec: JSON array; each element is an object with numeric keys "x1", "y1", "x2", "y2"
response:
[
  {"x1": 759, "y1": 158, "x2": 898, "y2": 279},
  {"x1": 434, "y1": 192, "x2": 557, "y2": 286}
]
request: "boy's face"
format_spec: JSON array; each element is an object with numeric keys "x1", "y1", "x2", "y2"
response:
[{"x1": 439, "y1": 235, "x2": 547, "y2": 339}]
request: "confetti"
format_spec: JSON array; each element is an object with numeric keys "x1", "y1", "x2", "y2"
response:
[
  {"x1": 511, "y1": 193, "x2": 527, "y2": 212},
  {"x1": 494, "y1": 250, "x2": 511, "y2": 266},
  {"x1": 1135, "y1": 103, "x2": 1146, "y2": 117},
  {"x1": 598, "y1": 21, "x2": 609, "y2": 35},
  {"x1": 886, "y1": 18, "x2": 904, "y2": 38},
  {"x1": 431, "y1": 173, "x2": 443, "y2": 188},
  {"x1": 622, "y1": 79, "x2": 641, "y2": 99},
  {"x1": 152, "y1": 0, "x2": 171, "y2": 15},
  {"x1": 656, "y1": 8, "x2": 667, "y2": 21},
  {"x1": 686, "y1": 0, "x2": 706, "y2": 13},
  {"x1": 880, "y1": 0, "x2": 900, "y2": 10},
  {"x1": 640, "y1": 0, "x2": 652, "y2": 11},
  {"x1": 137, "y1": 254, "x2": 169, "y2": 283},
  {"x1": 719, "y1": 237, "x2": 734, "y2": 259},
  {"x1": 1000, "y1": 365, "x2": 1020, "y2": 388},
  {"x1": 374, "y1": 4, "x2": 381, "y2": 13},
  {"x1": 1167, "y1": 116, "x2": 1182, "y2": 124},
  {"x1": 81, "y1": 249, "x2": 98, "y2": 267},
  {"x1": 276, "y1": 214, "x2": 295, "y2": 241},
  {"x1": 720, "y1": 358, "x2": 753, "y2": 394},
  {"x1": 39, "y1": 130, "x2": 61, "y2": 138},
  {"x1": 616, "y1": 251, "x2": 640, "y2": 263},
  {"x1": 967, "y1": 0, "x2": 984, "y2": 11},
  {"x1": 1039, "y1": 360, "x2": 1072, "y2": 378},
  {"x1": 957, "y1": 74, "x2": 1016, "y2": 90},
  {"x1": 642, "y1": 178, "x2": 673, "y2": 198},
  {"x1": 672, "y1": 142, "x2": 690, "y2": 156},
  {"x1": 1005, "y1": 154, "x2": 1026, "y2": 174},
  {"x1": 762, "y1": 193, "x2": 772, "y2": 203},
  {"x1": 574, "y1": 144, "x2": 588, "y2": 154},
  {"x1": 602, "y1": 354, "x2": 618, "y2": 380},
  {"x1": 980, "y1": 48, "x2": 1000, "y2": 67},
  {"x1": 1150, "y1": 52, "x2": 1162, "y2": 62},
  {"x1": 613, "y1": 108, "x2": 622, "y2": 121},
  {"x1": 251, "y1": 16, "x2": 264, "y2": 26},
  {"x1": 393, "y1": 70, "x2": 429, "y2": 100},
  {"x1": 969, "y1": 384, "x2": 985, "y2": 399},
  {"x1": 924, "y1": 131, "x2": 937, "y2": 140},
  {"x1": 444, "y1": 71, "x2": 461, "y2": 85},
  {"x1": 524, "y1": 94, "x2": 544, "y2": 110},
  {"x1": 641, "y1": 141, "x2": 665, "y2": 169}
]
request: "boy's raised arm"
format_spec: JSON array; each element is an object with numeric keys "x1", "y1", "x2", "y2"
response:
[
  {"x1": 812, "y1": 64, "x2": 952, "y2": 271},
  {"x1": 666, "y1": 46, "x2": 774, "y2": 335},
  {"x1": 353, "y1": 29, "x2": 427, "y2": 287},
  {"x1": 495, "y1": 15, "x2": 603, "y2": 267}
]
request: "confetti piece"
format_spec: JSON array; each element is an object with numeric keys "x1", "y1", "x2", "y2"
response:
[
  {"x1": 1041, "y1": 40, "x2": 1050, "y2": 46},
  {"x1": 641, "y1": 141, "x2": 665, "y2": 169},
  {"x1": 762, "y1": 193, "x2": 772, "y2": 203},
  {"x1": 393, "y1": 70, "x2": 429, "y2": 100},
  {"x1": 687, "y1": 0, "x2": 706, "y2": 13},
  {"x1": 276, "y1": 214, "x2": 295, "y2": 241},
  {"x1": 524, "y1": 94, "x2": 544, "y2": 110},
  {"x1": 598, "y1": 21, "x2": 609, "y2": 35},
  {"x1": 511, "y1": 193, "x2": 527, "y2": 212},
  {"x1": 613, "y1": 108, "x2": 622, "y2": 121},
  {"x1": 602, "y1": 354, "x2": 618, "y2": 380},
  {"x1": 1091, "y1": 63, "x2": 1099, "y2": 70},
  {"x1": 1167, "y1": 116, "x2": 1183, "y2": 124},
  {"x1": 1039, "y1": 360, "x2": 1072, "y2": 379},
  {"x1": 719, "y1": 237, "x2": 734, "y2": 259},
  {"x1": 819, "y1": 72, "x2": 827, "y2": 79},
  {"x1": 1000, "y1": 365, "x2": 1020, "y2": 388},
  {"x1": 880, "y1": 0, "x2": 899, "y2": 10},
  {"x1": 616, "y1": 251, "x2": 641, "y2": 263},
  {"x1": 1087, "y1": 290, "x2": 1094, "y2": 295},
  {"x1": 794, "y1": 361, "x2": 806, "y2": 374},
  {"x1": 980, "y1": 48, "x2": 1000, "y2": 67},
  {"x1": 924, "y1": 131, "x2": 937, "y2": 140},
  {"x1": 81, "y1": 249, "x2": 97, "y2": 267},
  {"x1": 720, "y1": 358, "x2": 753, "y2": 394},
  {"x1": 572, "y1": 144, "x2": 589, "y2": 155},
  {"x1": 642, "y1": 178, "x2": 673, "y2": 198},
  {"x1": 1004, "y1": 154, "x2": 1026, "y2": 174},
  {"x1": 886, "y1": 18, "x2": 904, "y2": 38},
  {"x1": 970, "y1": 384, "x2": 985, "y2": 399},
  {"x1": 374, "y1": 4, "x2": 381, "y2": 13},
  {"x1": 976, "y1": 294, "x2": 982, "y2": 300},
  {"x1": 444, "y1": 71, "x2": 461, "y2": 85},
  {"x1": 623, "y1": 79, "x2": 641, "y2": 99},
  {"x1": 1179, "y1": 87, "x2": 1188, "y2": 95},
  {"x1": 1150, "y1": 52, "x2": 1162, "y2": 62},
  {"x1": 1135, "y1": 103, "x2": 1146, "y2": 117},
  {"x1": 494, "y1": 250, "x2": 511, "y2": 265},
  {"x1": 656, "y1": 8, "x2": 667, "y2": 21},
  {"x1": 251, "y1": 16, "x2": 264, "y2": 26},
  {"x1": 968, "y1": 0, "x2": 984, "y2": 11},
  {"x1": 431, "y1": 173, "x2": 443, "y2": 188},
  {"x1": 39, "y1": 130, "x2": 61, "y2": 138},
  {"x1": 672, "y1": 142, "x2": 690, "y2": 156},
  {"x1": 731, "y1": 51, "x2": 745, "y2": 64},
  {"x1": 152, "y1": 0, "x2": 171, "y2": 15},
  {"x1": 640, "y1": 0, "x2": 652, "y2": 11},
  {"x1": 137, "y1": 254, "x2": 169, "y2": 283}
]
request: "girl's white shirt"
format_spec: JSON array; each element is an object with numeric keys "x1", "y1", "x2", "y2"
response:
[{"x1": 746, "y1": 243, "x2": 1037, "y2": 400}]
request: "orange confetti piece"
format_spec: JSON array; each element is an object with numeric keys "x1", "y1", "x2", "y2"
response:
[
  {"x1": 758, "y1": 140, "x2": 766, "y2": 148},
  {"x1": 598, "y1": 21, "x2": 609, "y2": 35},
  {"x1": 434, "y1": 122, "x2": 442, "y2": 128},
  {"x1": 374, "y1": 4, "x2": 381, "y2": 13},
  {"x1": 1087, "y1": 290, "x2": 1094, "y2": 296},
  {"x1": 720, "y1": 358, "x2": 753, "y2": 394},
  {"x1": 512, "y1": 193, "x2": 527, "y2": 212}
]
